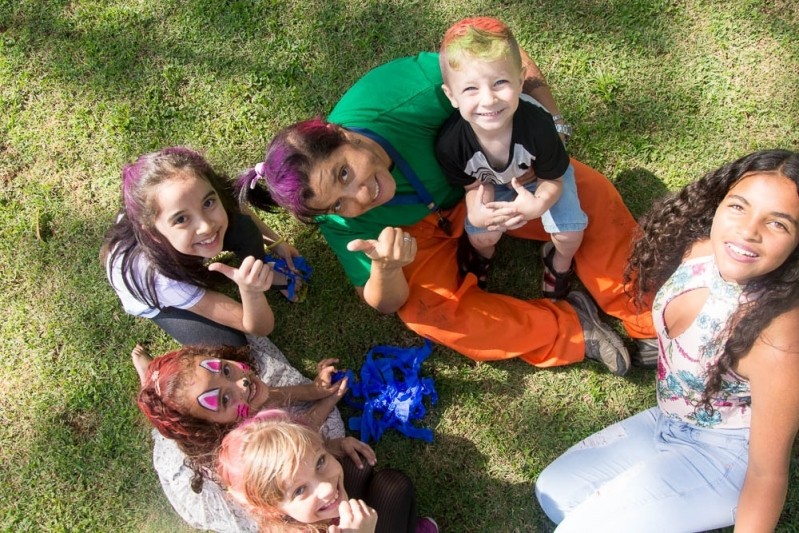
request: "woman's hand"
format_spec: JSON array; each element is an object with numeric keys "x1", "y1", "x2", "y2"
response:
[
  {"x1": 327, "y1": 437, "x2": 377, "y2": 469},
  {"x1": 208, "y1": 255, "x2": 274, "y2": 294},
  {"x1": 328, "y1": 499, "x2": 377, "y2": 532},
  {"x1": 346, "y1": 226, "x2": 416, "y2": 271}
]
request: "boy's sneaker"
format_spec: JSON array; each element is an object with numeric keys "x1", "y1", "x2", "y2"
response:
[
  {"x1": 633, "y1": 338, "x2": 658, "y2": 368},
  {"x1": 416, "y1": 517, "x2": 439, "y2": 533},
  {"x1": 566, "y1": 291, "x2": 630, "y2": 376}
]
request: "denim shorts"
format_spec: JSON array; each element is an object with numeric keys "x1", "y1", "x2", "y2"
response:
[{"x1": 465, "y1": 163, "x2": 587, "y2": 235}]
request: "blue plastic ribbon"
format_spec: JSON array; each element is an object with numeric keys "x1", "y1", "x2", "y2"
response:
[
  {"x1": 332, "y1": 340, "x2": 437, "y2": 443},
  {"x1": 264, "y1": 254, "x2": 312, "y2": 301}
]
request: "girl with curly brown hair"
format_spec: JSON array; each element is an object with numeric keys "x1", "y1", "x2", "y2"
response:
[{"x1": 536, "y1": 149, "x2": 799, "y2": 531}]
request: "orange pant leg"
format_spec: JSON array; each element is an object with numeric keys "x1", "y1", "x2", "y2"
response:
[
  {"x1": 398, "y1": 202, "x2": 584, "y2": 367},
  {"x1": 506, "y1": 158, "x2": 655, "y2": 339}
]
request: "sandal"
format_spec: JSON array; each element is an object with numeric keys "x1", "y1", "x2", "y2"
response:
[
  {"x1": 266, "y1": 255, "x2": 312, "y2": 303},
  {"x1": 457, "y1": 233, "x2": 492, "y2": 289},
  {"x1": 541, "y1": 242, "x2": 574, "y2": 300}
]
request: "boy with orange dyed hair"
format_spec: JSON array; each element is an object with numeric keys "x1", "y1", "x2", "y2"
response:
[{"x1": 435, "y1": 16, "x2": 585, "y2": 299}]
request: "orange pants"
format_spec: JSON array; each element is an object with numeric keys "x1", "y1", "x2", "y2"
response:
[{"x1": 398, "y1": 159, "x2": 655, "y2": 367}]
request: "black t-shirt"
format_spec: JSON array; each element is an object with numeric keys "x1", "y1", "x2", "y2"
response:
[{"x1": 435, "y1": 98, "x2": 569, "y2": 187}]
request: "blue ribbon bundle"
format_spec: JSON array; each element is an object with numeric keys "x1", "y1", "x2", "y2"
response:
[
  {"x1": 333, "y1": 340, "x2": 438, "y2": 443},
  {"x1": 264, "y1": 254, "x2": 312, "y2": 302}
]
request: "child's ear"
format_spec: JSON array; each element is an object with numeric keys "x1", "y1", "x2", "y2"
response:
[{"x1": 441, "y1": 84, "x2": 459, "y2": 108}]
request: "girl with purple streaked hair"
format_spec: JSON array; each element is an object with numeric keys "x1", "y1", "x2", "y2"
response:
[{"x1": 101, "y1": 146, "x2": 303, "y2": 347}]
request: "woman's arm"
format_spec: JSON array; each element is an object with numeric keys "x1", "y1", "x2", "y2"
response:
[
  {"x1": 348, "y1": 227, "x2": 415, "y2": 313},
  {"x1": 734, "y1": 307, "x2": 799, "y2": 532},
  {"x1": 520, "y1": 48, "x2": 562, "y2": 117}
]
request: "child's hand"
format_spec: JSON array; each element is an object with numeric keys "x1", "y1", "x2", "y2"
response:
[
  {"x1": 485, "y1": 178, "x2": 547, "y2": 230},
  {"x1": 327, "y1": 437, "x2": 377, "y2": 469},
  {"x1": 208, "y1": 255, "x2": 274, "y2": 294},
  {"x1": 314, "y1": 358, "x2": 340, "y2": 390},
  {"x1": 329, "y1": 499, "x2": 377, "y2": 532}
]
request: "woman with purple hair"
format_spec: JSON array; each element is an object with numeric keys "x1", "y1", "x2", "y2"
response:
[{"x1": 238, "y1": 52, "x2": 656, "y2": 372}]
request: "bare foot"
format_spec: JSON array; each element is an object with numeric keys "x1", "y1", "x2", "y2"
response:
[{"x1": 131, "y1": 344, "x2": 153, "y2": 386}]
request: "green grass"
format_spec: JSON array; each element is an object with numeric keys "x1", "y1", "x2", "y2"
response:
[{"x1": 1, "y1": 0, "x2": 798, "y2": 531}]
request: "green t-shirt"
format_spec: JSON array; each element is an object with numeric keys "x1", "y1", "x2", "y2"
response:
[{"x1": 319, "y1": 52, "x2": 464, "y2": 287}]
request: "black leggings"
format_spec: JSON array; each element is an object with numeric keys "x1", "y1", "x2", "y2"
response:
[
  {"x1": 151, "y1": 306, "x2": 247, "y2": 346},
  {"x1": 149, "y1": 213, "x2": 264, "y2": 347},
  {"x1": 342, "y1": 457, "x2": 417, "y2": 533}
]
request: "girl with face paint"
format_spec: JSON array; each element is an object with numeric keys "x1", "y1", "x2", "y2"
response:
[{"x1": 135, "y1": 342, "x2": 357, "y2": 532}]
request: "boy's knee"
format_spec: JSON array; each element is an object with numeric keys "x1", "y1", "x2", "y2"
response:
[{"x1": 469, "y1": 231, "x2": 502, "y2": 248}]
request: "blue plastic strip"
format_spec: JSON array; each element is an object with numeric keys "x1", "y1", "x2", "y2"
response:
[
  {"x1": 332, "y1": 340, "x2": 437, "y2": 443},
  {"x1": 264, "y1": 254, "x2": 312, "y2": 301}
]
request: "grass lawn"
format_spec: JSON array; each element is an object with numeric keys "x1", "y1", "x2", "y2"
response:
[{"x1": 1, "y1": 0, "x2": 798, "y2": 531}]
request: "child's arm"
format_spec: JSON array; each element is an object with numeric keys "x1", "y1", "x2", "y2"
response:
[
  {"x1": 327, "y1": 437, "x2": 377, "y2": 469},
  {"x1": 265, "y1": 358, "x2": 347, "y2": 405},
  {"x1": 734, "y1": 307, "x2": 799, "y2": 532},
  {"x1": 190, "y1": 256, "x2": 275, "y2": 336},
  {"x1": 484, "y1": 177, "x2": 564, "y2": 230}
]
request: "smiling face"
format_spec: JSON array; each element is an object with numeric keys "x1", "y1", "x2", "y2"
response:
[
  {"x1": 184, "y1": 356, "x2": 269, "y2": 424},
  {"x1": 306, "y1": 136, "x2": 396, "y2": 218},
  {"x1": 710, "y1": 172, "x2": 799, "y2": 284},
  {"x1": 277, "y1": 445, "x2": 346, "y2": 524},
  {"x1": 151, "y1": 173, "x2": 229, "y2": 259},
  {"x1": 441, "y1": 54, "x2": 524, "y2": 135}
]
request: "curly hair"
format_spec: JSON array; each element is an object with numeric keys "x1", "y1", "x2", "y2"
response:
[
  {"x1": 625, "y1": 149, "x2": 799, "y2": 410},
  {"x1": 102, "y1": 147, "x2": 240, "y2": 310},
  {"x1": 137, "y1": 344, "x2": 258, "y2": 492},
  {"x1": 217, "y1": 410, "x2": 329, "y2": 532}
]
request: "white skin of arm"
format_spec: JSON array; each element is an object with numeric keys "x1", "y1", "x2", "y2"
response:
[
  {"x1": 189, "y1": 255, "x2": 275, "y2": 336},
  {"x1": 349, "y1": 226, "x2": 415, "y2": 314},
  {"x1": 733, "y1": 307, "x2": 799, "y2": 532}
]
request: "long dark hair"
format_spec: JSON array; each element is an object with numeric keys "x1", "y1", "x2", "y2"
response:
[
  {"x1": 625, "y1": 149, "x2": 799, "y2": 407},
  {"x1": 102, "y1": 147, "x2": 238, "y2": 309}
]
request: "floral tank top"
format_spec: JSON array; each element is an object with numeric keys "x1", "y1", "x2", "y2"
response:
[{"x1": 654, "y1": 255, "x2": 751, "y2": 429}]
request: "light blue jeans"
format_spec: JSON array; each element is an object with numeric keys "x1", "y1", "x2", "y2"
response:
[
  {"x1": 535, "y1": 407, "x2": 749, "y2": 532},
  {"x1": 465, "y1": 163, "x2": 587, "y2": 234}
]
